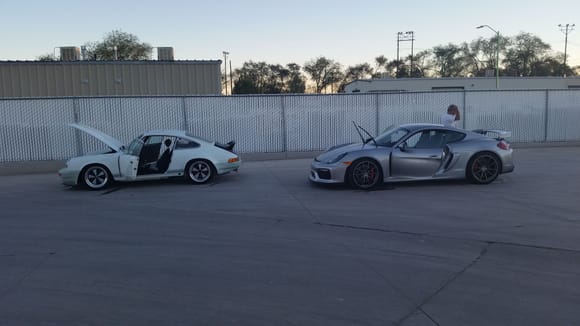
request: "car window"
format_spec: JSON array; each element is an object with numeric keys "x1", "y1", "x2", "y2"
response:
[
  {"x1": 126, "y1": 138, "x2": 144, "y2": 156},
  {"x1": 443, "y1": 130, "x2": 466, "y2": 144},
  {"x1": 404, "y1": 132, "x2": 425, "y2": 148},
  {"x1": 405, "y1": 130, "x2": 446, "y2": 148},
  {"x1": 376, "y1": 127, "x2": 409, "y2": 146},
  {"x1": 145, "y1": 135, "x2": 164, "y2": 145},
  {"x1": 175, "y1": 138, "x2": 200, "y2": 149}
]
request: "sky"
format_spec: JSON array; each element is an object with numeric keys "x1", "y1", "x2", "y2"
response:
[{"x1": 1, "y1": 0, "x2": 579, "y2": 70}]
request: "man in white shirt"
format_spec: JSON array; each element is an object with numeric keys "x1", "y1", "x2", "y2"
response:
[{"x1": 441, "y1": 104, "x2": 461, "y2": 128}]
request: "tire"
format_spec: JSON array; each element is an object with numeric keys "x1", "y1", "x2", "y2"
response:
[
  {"x1": 467, "y1": 152, "x2": 500, "y2": 184},
  {"x1": 81, "y1": 165, "x2": 111, "y2": 190},
  {"x1": 185, "y1": 160, "x2": 215, "y2": 184},
  {"x1": 347, "y1": 159, "x2": 382, "y2": 190}
]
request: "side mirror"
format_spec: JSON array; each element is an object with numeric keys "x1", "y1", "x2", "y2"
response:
[{"x1": 398, "y1": 142, "x2": 408, "y2": 152}]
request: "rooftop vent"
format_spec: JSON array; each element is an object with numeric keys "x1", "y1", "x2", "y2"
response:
[
  {"x1": 157, "y1": 47, "x2": 174, "y2": 61},
  {"x1": 60, "y1": 47, "x2": 80, "y2": 61}
]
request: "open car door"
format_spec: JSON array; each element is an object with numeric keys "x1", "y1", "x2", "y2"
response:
[
  {"x1": 390, "y1": 129, "x2": 446, "y2": 178},
  {"x1": 119, "y1": 154, "x2": 139, "y2": 180},
  {"x1": 118, "y1": 137, "x2": 144, "y2": 180}
]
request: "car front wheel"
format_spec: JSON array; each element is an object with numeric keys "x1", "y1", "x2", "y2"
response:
[
  {"x1": 185, "y1": 160, "x2": 215, "y2": 184},
  {"x1": 81, "y1": 165, "x2": 111, "y2": 190},
  {"x1": 348, "y1": 159, "x2": 382, "y2": 190},
  {"x1": 467, "y1": 152, "x2": 500, "y2": 184}
]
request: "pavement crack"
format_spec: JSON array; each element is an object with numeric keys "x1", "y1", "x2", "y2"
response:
[
  {"x1": 0, "y1": 251, "x2": 55, "y2": 302},
  {"x1": 314, "y1": 221, "x2": 430, "y2": 237},
  {"x1": 100, "y1": 187, "x2": 122, "y2": 195},
  {"x1": 315, "y1": 221, "x2": 580, "y2": 254},
  {"x1": 395, "y1": 243, "x2": 492, "y2": 326},
  {"x1": 355, "y1": 257, "x2": 441, "y2": 326}
]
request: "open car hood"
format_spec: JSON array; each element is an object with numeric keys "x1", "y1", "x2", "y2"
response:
[{"x1": 69, "y1": 123, "x2": 125, "y2": 152}]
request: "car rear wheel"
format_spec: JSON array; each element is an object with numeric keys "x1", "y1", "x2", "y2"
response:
[
  {"x1": 81, "y1": 165, "x2": 111, "y2": 190},
  {"x1": 467, "y1": 152, "x2": 500, "y2": 184},
  {"x1": 348, "y1": 159, "x2": 382, "y2": 190},
  {"x1": 185, "y1": 160, "x2": 215, "y2": 184}
]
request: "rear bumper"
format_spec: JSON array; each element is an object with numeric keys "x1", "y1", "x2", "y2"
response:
[
  {"x1": 502, "y1": 163, "x2": 515, "y2": 174},
  {"x1": 215, "y1": 159, "x2": 242, "y2": 175},
  {"x1": 500, "y1": 150, "x2": 515, "y2": 174}
]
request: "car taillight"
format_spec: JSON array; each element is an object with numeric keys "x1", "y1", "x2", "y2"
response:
[{"x1": 497, "y1": 141, "x2": 510, "y2": 150}]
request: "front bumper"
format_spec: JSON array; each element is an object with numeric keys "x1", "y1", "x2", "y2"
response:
[
  {"x1": 58, "y1": 167, "x2": 80, "y2": 186},
  {"x1": 308, "y1": 160, "x2": 349, "y2": 184}
]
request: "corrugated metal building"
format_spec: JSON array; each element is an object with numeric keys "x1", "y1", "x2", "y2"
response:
[
  {"x1": 345, "y1": 77, "x2": 580, "y2": 93},
  {"x1": 0, "y1": 60, "x2": 222, "y2": 98}
]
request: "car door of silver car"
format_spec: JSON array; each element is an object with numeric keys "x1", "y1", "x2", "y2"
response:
[{"x1": 390, "y1": 129, "x2": 445, "y2": 178}]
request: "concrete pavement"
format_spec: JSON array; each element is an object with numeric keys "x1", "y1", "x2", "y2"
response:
[{"x1": 1, "y1": 147, "x2": 579, "y2": 325}]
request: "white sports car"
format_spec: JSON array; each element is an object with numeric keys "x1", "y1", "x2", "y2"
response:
[{"x1": 59, "y1": 124, "x2": 241, "y2": 190}]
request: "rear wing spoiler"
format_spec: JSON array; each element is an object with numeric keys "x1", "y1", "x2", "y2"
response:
[
  {"x1": 215, "y1": 140, "x2": 236, "y2": 152},
  {"x1": 472, "y1": 129, "x2": 512, "y2": 140}
]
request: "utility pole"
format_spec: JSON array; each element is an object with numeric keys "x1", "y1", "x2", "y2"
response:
[
  {"x1": 558, "y1": 24, "x2": 575, "y2": 68},
  {"x1": 229, "y1": 60, "x2": 233, "y2": 94},
  {"x1": 396, "y1": 31, "x2": 414, "y2": 78},
  {"x1": 222, "y1": 51, "x2": 229, "y2": 95},
  {"x1": 477, "y1": 25, "x2": 500, "y2": 89}
]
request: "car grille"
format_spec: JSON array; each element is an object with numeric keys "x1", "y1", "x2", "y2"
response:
[{"x1": 317, "y1": 169, "x2": 331, "y2": 180}]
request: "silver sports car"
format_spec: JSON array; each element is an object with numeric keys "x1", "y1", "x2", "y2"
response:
[
  {"x1": 310, "y1": 123, "x2": 514, "y2": 189},
  {"x1": 59, "y1": 124, "x2": 241, "y2": 190}
]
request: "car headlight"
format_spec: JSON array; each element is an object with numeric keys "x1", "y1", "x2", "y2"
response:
[{"x1": 325, "y1": 152, "x2": 348, "y2": 164}]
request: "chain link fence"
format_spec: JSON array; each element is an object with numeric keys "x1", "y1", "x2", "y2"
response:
[{"x1": 1, "y1": 90, "x2": 579, "y2": 162}]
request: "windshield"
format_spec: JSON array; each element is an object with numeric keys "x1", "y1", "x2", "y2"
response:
[
  {"x1": 125, "y1": 137, "x2": 144, "y2": 156},
  {"x1": 375, "y1": 126, "x2": 410, "y2": 147}
]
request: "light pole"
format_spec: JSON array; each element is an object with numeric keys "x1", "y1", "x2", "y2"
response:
[
  {"x1": 477, "y1": 25, "x2": 500, "y2": 89},
  {"x1": 222, "y1": 51, "x2": 229, "y2": 95}
]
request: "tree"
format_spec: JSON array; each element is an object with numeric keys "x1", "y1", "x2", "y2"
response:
[
  {"x1": 466, "y1": 36, "x2": 508, "y2": 77},
  {"x1": 84, "y1": 30, "x2": 152, "y2": 61},
  {"x1": 232, "y1": 61, "x2": 306, "y2": 94},
  {"x1": 338, "y1": 63, "x2": 374, "y2": 92},
  {"x1": 388, "y1": 59, "x2": 408, "y2": 78},
  {"x1": 233, "y1": 61, "x2": 270, "y2": 94},
  {"x1": 408, "y1": 50, "x2": 430, "y2": 77},
  {"x1": 503, "y1": 33, "x2": 551, "y2": 76},
  {"x1": 303, "y1": 57, "x2": 343, "y2": 93},
  {"x1": 37, "y1": 53, "x2": 57, "y2": 61},
  {"x1": 431, "y1": 43, "x2": 467, "y2": 77},
  {"x1": 267, "y1": 64, "x2": 289, "y2": 93},
  {"x1": 372, "y1": 55, "x2": 389, "y2": 78},
  {"x1": 286, "y1": 63, "x2": 306, "y2": 93}
]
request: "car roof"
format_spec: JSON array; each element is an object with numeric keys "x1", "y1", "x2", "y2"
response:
[
  {"x1": 399, "y1": 123, "x2": 449, "y2": 131},
  {"x1": 142, "y1": 129, "x2": 213, "y2": 144},
  {"x1": 142, "y1": 129, "x2": 188, "y2": 137},
  {"x1": 397, "y1": 123, "x2": 493, "y2": 140}
]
